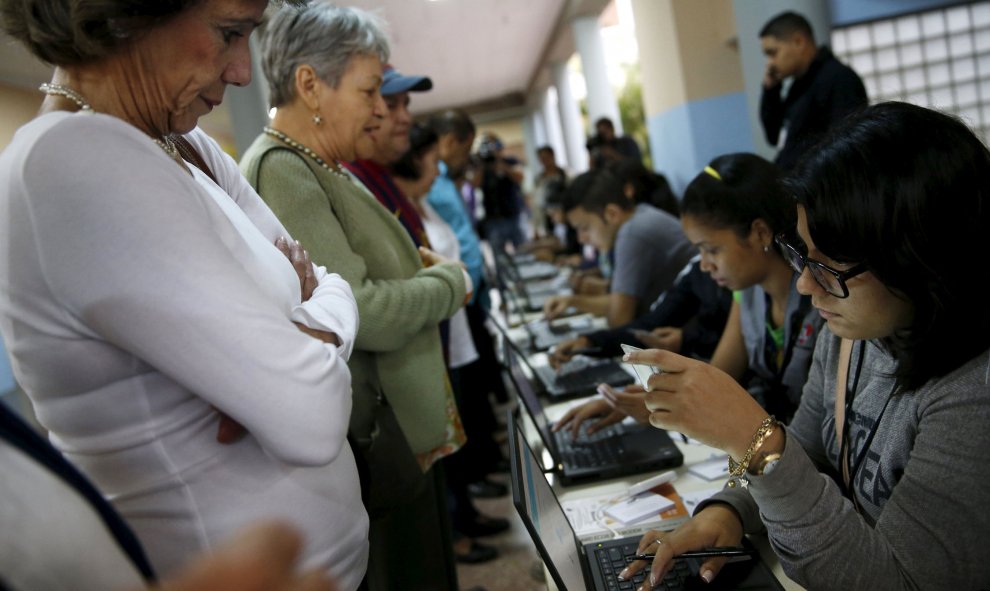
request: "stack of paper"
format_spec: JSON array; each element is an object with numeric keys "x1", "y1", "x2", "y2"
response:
[
  {"x1": 687, "y1": 454, "x2": 730, "y2": 481},
  {"x1": 561, "y1": 483, "x2": 690, "y2": 543},
  {"x1": 603, "y1": 492, "x2": 675, "y2": 524}
]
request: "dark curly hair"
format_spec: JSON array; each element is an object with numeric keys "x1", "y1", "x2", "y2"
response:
[
  {"x1": 0, "y1": 0, "x2": 199, "y2": 65},
  {"x1": 1, "y1": 0, "x2": 304, "y2": 66}
]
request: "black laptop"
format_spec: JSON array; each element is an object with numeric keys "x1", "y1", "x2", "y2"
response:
[
  {"x1": 507, "y1": 412, "x2": 786, "y2": 591},
  {"x1": 504, "y1": 344, "x2": 682, "y2": 485},
  {"x1": 491, "y1": 312, "x2": 634, "y2": 400}
]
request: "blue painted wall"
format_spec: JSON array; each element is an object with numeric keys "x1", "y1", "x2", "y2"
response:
[
  {"x1": 0, "y1": 338, "x2": 16, "y2": 395},
  {"x1": 829, "y1": 0, "x2": 972, "y2": 26},
  {"x1": 647, "y1": 91, "x2": 756, "y2": 197}
]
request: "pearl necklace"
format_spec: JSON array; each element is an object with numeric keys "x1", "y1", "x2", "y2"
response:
[
  {"x1": 263, "y1": 126, "x2": 350, "y2": 180},
  {"x1": 39, "y1": 82, "x2": 91, "y2": 112},
  {"x1": 39, "y1": 82, "x2": 180, "y2": 160}
]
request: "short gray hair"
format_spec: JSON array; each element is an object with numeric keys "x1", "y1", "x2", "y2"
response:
[{"x1": 260, "y1": 1, "x2": 390, "y2": 108}]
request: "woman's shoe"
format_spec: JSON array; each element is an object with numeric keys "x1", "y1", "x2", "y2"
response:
[
  {"x1": 458, "y1": 514, "x2": 510, "y2": 538},
  {"x1": 454, "y1": 540, "x2": 498, "y2": 564}
]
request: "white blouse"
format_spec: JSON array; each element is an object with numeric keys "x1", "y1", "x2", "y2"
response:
[
  {"x1": 420, "y1": 200, "x2": 479, "y2": 369},
  {"x1": 0, "y1": 112, "x2": 368, "y2": 590}
]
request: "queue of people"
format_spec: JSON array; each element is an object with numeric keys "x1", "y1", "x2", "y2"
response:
[{"x1": 1, "y1": 1, "x2": 989, "y2": 591}]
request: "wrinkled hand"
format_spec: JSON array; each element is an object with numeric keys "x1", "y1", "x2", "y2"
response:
[
  {"x1": 632, "y1": 327, "x2": 683, "y2": 354},
  {"x1": 549, "y1": 336, "x2": 591, "y2": 369},
  {"x1": 294, "y1": 322, "x2": 340, "y2": 347},
  {"x1": 621, "y1": 348, "x2": 768, "y2": 459},
  {"x1": 215, "y1": 238, "x2": 333, "y2": 444},
  {"x1": 215, "y1": 408, "x2": 246, "y2": 445},
  {"x1": 551, "y1": 397, "x2": 624, "y2": 439},
  {"x1": 154, "y1": 521, "x2": 338, "y2": 591},
  {"x1": 618, "y1": 505, "x2": 744, "y2": 589},
  {"x1": 419, "y1": 246, "x2": 456, "y2": 268},
  {"x1": 543, "y1": 295, "x2": 572, "y2": 320},
  {"x1": 599, "y1": 383, "x2": 650, "y2": 424},
  {"x1": 275, "y1": 237, "x2": 316, "y2": 302}
]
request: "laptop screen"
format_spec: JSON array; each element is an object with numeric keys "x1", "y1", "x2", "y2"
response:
[
  {"x1": 509, "y1": 412, "x2": 587, "y2": 591},
  {"x1": 503, "y1": 344, "x2": 554, "y2": 439}
]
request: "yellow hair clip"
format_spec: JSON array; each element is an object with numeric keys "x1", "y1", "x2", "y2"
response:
[{"x1": 703, "y1": 165, "x2": 721, "y2": 181}]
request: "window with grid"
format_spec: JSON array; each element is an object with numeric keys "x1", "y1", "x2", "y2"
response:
[{"x1": 831, "y1": 1, "x2": 990, "y2": 144}]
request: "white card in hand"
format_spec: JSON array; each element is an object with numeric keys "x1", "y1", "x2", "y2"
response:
[{"x1": 603, "y1": 492, "x2": 675, "y2": 525}]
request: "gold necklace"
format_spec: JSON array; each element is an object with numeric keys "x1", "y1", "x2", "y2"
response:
[
  {"x1": 39, "y1": 82, "x2": 180, "y2": 160},
  {"x1": 263, "y1": 126, "x2": 350, "y2": 181}
]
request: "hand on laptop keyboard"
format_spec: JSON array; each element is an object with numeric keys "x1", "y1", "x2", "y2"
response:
[
  {"x1": 552, "y1": 397, "x2": 627, "y2": 440},
  {"x1": 557, "y1": 355, "x2": 595, "y2": 376}
]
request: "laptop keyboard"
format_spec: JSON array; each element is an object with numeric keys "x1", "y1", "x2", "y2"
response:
[
  {"x1": 596, "y1": 541, "x2": 692, "y2": 590},
  {"x1": 555, "y1": 423, "x2": 632, "y2": 468},
  {"x1": 553, "y1": 361, "x2": 634, "y2": 393},
  {"x1": 528, "y1": 317, "x2": 593, "y2": 350},
  {"x1": 558, "y1": 421, "x2": 632, "y2": 445}
]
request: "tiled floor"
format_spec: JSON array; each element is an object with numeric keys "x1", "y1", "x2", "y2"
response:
[
  {"x1": 455, "y1": 397, "x2": 549, "y2": 591},
  {"x1": 455, "y1": 470, "x2": 548, "y2": 591}
]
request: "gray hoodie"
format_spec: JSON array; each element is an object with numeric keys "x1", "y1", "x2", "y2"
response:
[{"x1": 704, "y1": 327, "x2": 990, "y2": 590}]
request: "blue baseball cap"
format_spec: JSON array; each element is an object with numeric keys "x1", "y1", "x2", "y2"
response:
[{"x1": 380, "y1": 64, "x2": 433, "y2": 96}]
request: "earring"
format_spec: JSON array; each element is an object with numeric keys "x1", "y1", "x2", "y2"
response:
[
  {"x1": 312, "y1": 112, "x2": 322, "y2": 126},
  {"x1": 763, "y1": 244, "x2": 771, "y2": 253}
]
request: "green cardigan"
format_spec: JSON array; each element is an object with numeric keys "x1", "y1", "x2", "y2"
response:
[{"x1": 239, "y1": 134, "x2": 467, "y2": 455}]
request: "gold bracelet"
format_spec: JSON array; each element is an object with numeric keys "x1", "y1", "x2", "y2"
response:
[{"x1": 726, "y1": 416, "x2": 777, "y2": 488}]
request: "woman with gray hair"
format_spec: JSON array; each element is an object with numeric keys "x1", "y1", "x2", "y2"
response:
[
  {"x1": 0, "y1": 0, "x2": 368, "y2": 589},
  {"x1": 240, "y1": 3, "x2": 471, "y2": 590}
]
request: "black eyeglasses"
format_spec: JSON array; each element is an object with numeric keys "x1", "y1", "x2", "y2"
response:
[{"x1": 774, "y1": 233, "x2": 867, "y2": 298}]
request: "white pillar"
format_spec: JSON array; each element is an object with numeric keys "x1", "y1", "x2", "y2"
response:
[
  {"x1": 572, "y1": 15, "x2": 622, "y2": 135},
  {"x1": 521, "y1": 112, "x2": 539, "y2": 191},
  {"x1": 531, "y1": 109, "x2": 548, "y2": 149},
  {"x1": 552, "y1": 62, "x2": 590, "y2": 173},
  {"x1": 542, "y1": 86, "x2": 569, "y2": 172}
]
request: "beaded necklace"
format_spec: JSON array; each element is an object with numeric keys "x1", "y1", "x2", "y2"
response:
[
  {"x1": 39, "y1": 82, "x2": 180, "y2": 160},
  {"x1": 262, "y1": 126, "x2": 350, "y2": 181}
]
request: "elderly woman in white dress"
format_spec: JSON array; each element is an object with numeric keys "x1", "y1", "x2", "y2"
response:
[{"x1": 0, "y1": 0, "x2": 368, "y2": 589}]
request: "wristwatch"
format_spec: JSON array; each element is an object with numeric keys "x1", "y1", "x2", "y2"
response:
[{"x1": 749, "y1": 452, "x2": 782, "y2": 476}]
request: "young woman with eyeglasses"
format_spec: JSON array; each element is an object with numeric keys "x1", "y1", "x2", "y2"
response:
[
  {"x1": 554, "y1": 152, "x2": 821, "y2": 439},
  {"x1": 621, "y1": 102, "x2": 990, "y2": 590}
]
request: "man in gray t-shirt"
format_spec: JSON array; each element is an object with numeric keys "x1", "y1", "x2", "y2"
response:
[{"x1": 544, "y1": 169, "x2": 695, "y2": 327}]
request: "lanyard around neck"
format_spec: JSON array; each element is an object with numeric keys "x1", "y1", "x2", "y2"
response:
[{"x1": 835, "y1": 339, "x2": 895, "y2": 515}]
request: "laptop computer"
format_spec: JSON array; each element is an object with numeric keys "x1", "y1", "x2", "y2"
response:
[
  {"x1": 501, "y1": 288, "x2": 594, "y2": 352},
  {"x1": 490, "y1": 312, "x2": 634, "y2": 400},
  {"x1": 493, "y1": 252, "x2": 572, "y2": 312},
  {"x1": 505, "y1": 347, "x2": 682, "y2": 485},
  {"x1": 518, "y1": 260, "x2": 560, "y2": 281},
  {"x1": 501, "y1": 251, "x2": 560, "y2": 282},
  {"x1": 507, "y1": 412, "x2": 786, "y2": 591}
]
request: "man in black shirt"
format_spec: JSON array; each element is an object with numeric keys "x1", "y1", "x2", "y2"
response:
[{"x1": 759, "y1": 11, "x2": 867, "y2": 171}]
